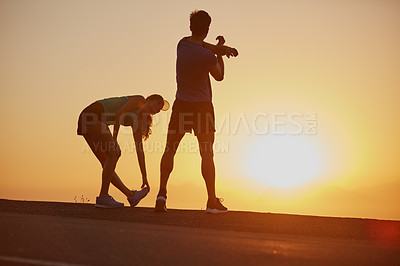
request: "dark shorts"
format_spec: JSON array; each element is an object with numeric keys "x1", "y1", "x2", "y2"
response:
[
  {"x1": 168, "y1": 99, "x2": 215, "y2": 135},
  {"x1": 77, "y1": 101, "x2": 104, "y2": 135}
]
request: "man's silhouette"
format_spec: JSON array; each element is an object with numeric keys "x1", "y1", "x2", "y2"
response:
[{"x1": 155, "y1": 10, "x2": 237, "y2": 213}]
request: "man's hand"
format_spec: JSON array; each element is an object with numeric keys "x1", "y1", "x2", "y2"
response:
[
  {"x1": 214, "y1": 36, "x2": 238, "y2": 58},
  {"x1": 224, "y1": 46, "x2": 239, "y2": 58},
  {"x1": 216, "y1": 36, "x2": 225, "y2": 46},
  {"x1": 202, "y1": 39, "x2": 239, "y2": 58},
  {"x1": 214, "y1": 45, "x2": 238, "y2": 58}
]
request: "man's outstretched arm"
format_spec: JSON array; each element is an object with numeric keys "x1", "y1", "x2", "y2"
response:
[{"x1": 202, "y1": 42, "x2": 239, "y2": 58}]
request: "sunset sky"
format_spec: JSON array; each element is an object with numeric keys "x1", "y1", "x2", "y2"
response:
[{"x1": 1, "y1": 0, "x2": 399, "y2": 220}]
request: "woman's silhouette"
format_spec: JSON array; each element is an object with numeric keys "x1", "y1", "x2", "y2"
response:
[{"x1": 77, "y1": 94, "x2": 169, "y2": 208}]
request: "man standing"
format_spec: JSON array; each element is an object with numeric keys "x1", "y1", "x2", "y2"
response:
[{"x1": 155, "y1": 10, "x2": 238, "y2": 213}]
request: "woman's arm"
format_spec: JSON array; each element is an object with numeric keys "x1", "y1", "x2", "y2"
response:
[
  {"x1": 133, "y1": 125, "x2": 150, "y2": 190},
  {"x1": 113, "y1": 96, "x2": 145, "y2": 140}
]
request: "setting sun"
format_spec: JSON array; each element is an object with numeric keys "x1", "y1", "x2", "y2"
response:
[{"x1": 245, "y1": 135, "x2": 324, "y2": 188}]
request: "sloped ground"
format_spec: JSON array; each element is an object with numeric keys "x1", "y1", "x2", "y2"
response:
[{"x1": 0, "y1": 199, "x2": 399, "y2": 265}]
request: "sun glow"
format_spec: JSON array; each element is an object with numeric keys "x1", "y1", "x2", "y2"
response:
[{"x1": 245, "y1": 135, "x2": 324, "y2": 188}]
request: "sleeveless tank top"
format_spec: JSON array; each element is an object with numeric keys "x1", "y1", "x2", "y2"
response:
[
  {"x1": 98, "y1": 96, "x2": 141, "y2": 126},
  {"x1": 99, "y1": 96, "x2": 129, "y2": 114}
]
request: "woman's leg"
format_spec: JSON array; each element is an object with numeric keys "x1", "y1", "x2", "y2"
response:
[
  {"x1": 100, "y1": 150, "x2": 118, "y2": 198},
  {"x1": 83, "y1": 132, "x2": 134, "y2": 198},
  {"x1": 111, "y1": 173, "x2": 133, "y2": 197},
  {"x1": 82, "y1": 122, "x2": 129, "y2": 198}
]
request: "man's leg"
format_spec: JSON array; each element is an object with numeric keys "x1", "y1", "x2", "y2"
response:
[
  {"x1": 196, "y1": 133, "x2": 217, "y2": 202},
  {"x1": 197, "y1": 132, "x2": 228, "y2": 213},
  {"x1": 157, "y1": 132, "x2": 185, "y2": 198}
]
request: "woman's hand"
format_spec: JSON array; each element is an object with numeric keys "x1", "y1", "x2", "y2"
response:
[
  {"x1": 141, "y1": 175, "x2": 150, "y2": 191},
  {"x1": 115, "y1": 140, "x2": 121, "y2": 158}
]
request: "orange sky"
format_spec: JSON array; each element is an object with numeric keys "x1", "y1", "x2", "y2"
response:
[{"x1": 1, "y1": 0, "x2": 399, "y2": 220}]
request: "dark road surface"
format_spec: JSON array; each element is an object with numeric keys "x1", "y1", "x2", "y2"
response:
[{"x1": 1, "y1": 199, "x2": 399, "y2": 265}]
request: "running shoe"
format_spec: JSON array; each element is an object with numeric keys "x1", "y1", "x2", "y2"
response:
[
  {"x1": 155, "y1": 196, "x2": 167, "y2": 212},
  {"x1": 95, "y1": 195, "x2": 124, "y2": 208},
  {"x1": 127, "y1": 187, "x2": 149, "y2": 207},
  {"x1": 205, "y1": 197, "x2": 228, "y2": 214}
]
